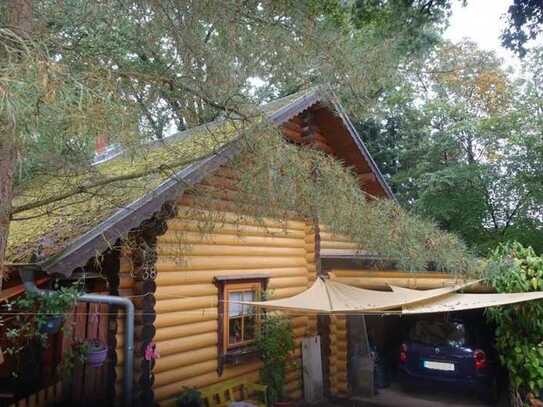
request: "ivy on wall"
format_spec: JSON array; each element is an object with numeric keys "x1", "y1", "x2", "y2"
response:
[{"x1": 486, "y1": 242, "x2": 543, "y2": 406}]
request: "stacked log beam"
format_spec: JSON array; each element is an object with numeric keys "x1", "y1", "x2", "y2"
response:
[
  {"x1": 304, "y1": 221, "x2": 318, "y2": 337},
  {"x1": 152, "y1": 165, "x2": 314, "y2": 405},
  {"x1": 282, "y1": 116, "x2": 335, "y2": 155},
  {"x1": 329, "y1": 315, "x2": 349, "y2": 397},
  {"x1": 113, "y1": 204, "x2": 175, "y2": 406},
  {"x1": 319, "y1": 225, "x2": 361, "y2": 251},
  {"x1": 331, "y1": 270, "x2": 490, "y2": 292},
  {"x1": 113, "y1": 249, "x2": 134, "y2": 406}
]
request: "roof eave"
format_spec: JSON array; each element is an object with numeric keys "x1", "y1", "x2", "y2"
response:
[
  {"x1": 329, "y1": 97, "x2": 396, "y2": 201},
  {"x1": 39, "y1": 142, "x2": 239, "y2": 277},
  {"x1": 35, "y1": 87, "x2": 395, "y2": 277},
  {"x1": 37, "y1": 89, "x2": 324, "y2": 277}
]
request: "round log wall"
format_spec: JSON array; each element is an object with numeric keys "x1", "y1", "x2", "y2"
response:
[
  {"x1": 319, "y1": 225, "x2": 361, "y2": 252},
  {"x1": 150, "y1": 166, "x2": 318, "y2": 406}
]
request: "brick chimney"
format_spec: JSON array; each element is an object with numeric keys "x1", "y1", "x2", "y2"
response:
[{"x1": 95, "y1": 135, "x2": 109, "y2": 155}]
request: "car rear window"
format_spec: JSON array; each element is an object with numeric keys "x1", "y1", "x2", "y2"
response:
[{"x1": 409, "y1": 320, "x2": 466, "y2": 346}]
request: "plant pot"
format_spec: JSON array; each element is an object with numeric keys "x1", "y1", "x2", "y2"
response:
[
  {"x1": 39, "y1": 315, "x2": 64, "y2": 334},
  {"x1": 87, "y1": 344, "x2": 108, "y2": 368}
]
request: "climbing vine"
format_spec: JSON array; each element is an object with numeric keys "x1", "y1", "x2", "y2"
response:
[
  {"x1": 485, "y1": 242, "x2": 543, "y2": 406},
  {"x1": 254, "y1": 313, "x2": 295, "y2": 404}
]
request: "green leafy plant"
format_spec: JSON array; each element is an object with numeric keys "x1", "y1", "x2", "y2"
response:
[
  {"x1": 57, "y1": 341, "x2": 89, "y2": 376},
  {"x1": 1, "y1": 282, "x2": 81, "y2": 382},
  {"x1": 13, "y1": 284, "x2": 81, "y2": 332},
  {"x1": 255, "y1": 313, "x2": 295, "y2": 404},
  {"x1": 4, "y1": 282, "x2": 81, "y2": 350},
  {"x1": 485, "y1": 241, "x2": 543, "y2": 405},
  {"x1": 176, "y1": 387, "x2": 203, "y2": 407}
]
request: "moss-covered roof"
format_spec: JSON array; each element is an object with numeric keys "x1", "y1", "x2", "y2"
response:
[{"x1": 7, "y1": 88, "x2": 319, "y2": 263}]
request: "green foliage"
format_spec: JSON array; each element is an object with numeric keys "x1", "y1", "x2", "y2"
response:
[
  {"x1": 4, "y1": 282, "x2": 81, "y2": 353},
  {"x1": 362, "y1": 41, "x2": 543, "y2": 255},
  {"x1": 255, "y1": 313, "x2": 295, "y2": 403},
  {"x1": 176, "y1": 387, "x2": 203, "y2": 407},
  {"x1": 2, "y1": 0, "x2": 455, "y2": 272},
  {"x1": 0, "y1": 29, "x2": 138, "y2": 187},
  {"x1": 485, "y1": 242, "x2": 543, "y2": 402},
  {"x1": 13, "y1": 285, "x2": 80, "y2": 322},
  {"x1": 57, "y1": 340, "x2": 89, "y2": 377},
  {"x1": 229, "y1": 123, "x2": 478, "y2": 274},
  {"x1": 501, "y1": 0, "x2": 543, "y2": 57}
]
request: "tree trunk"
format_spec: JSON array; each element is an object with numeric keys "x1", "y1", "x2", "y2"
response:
[
  {"x1": 0, "y1": 0, "x2": 33, "y2": 287},
  {"x1": 0, "y1": 138, "x2": 16, "y2": 287}
]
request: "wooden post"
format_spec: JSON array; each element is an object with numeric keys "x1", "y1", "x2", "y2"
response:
[{"x1": 131, "y1": 201, "x2": 176, "y2": 406}]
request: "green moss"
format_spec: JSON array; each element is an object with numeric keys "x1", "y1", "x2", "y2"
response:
[
  {"x1": 7, "y1": 88, "x2": 318, "y2": 263},
  {"x1": 7, "y1": 121, "x2": 237, "y2": 262}
]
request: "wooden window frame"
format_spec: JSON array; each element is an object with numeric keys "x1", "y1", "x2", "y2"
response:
[
  {"x1": 223, "y1": 282, "x2": 261, "y2": 350},
  {"x1": 214, "y1": 274, "x2": 269, "y2": 376}
]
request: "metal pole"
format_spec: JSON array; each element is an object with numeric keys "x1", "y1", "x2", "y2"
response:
[
  {"x1": 19, "y1": 269, "x2": 135, "y2": 406},
  {"x1": 79, "y1": 294, "x2": 134, "y2": 407}
]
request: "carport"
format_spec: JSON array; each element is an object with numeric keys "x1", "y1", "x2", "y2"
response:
[
  {"x1": 321, "y1": 254, "x2": 500, "y2": 403},
  {"x1": 240, "y1": 254, "x2": 543, "y2": 405},
  {"x1": 349, "y1": 310, "x2": 501, "y2": 406}
]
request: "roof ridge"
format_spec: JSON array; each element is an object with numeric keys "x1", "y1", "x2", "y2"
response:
[{"x1": 92, "y1": 87, "x2": 322, "y2": 167}]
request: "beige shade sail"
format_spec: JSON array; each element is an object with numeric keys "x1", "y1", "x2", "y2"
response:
[
  {"x1": 389, "y1": 285, "x2": 543, "y2": 314},
  {"x1": 239, "y1": 277, "x2": 480, "y2": 314}
]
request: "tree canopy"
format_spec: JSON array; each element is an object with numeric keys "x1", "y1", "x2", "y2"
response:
[
  {"x1": 362, "y1": 40, "x2": 543, "y2": 255},
  {"x1": 501, "y1": 0, "x2": 543, "y2": 57},
  {"x1": 3, "y1": 0, "x2": 541, "y2": 279},
  {"x1": 0, "y1": 0, "x2": 460, "y2": 279}
]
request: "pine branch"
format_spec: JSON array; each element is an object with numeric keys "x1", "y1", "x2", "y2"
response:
[{"x1": 10, "y1": 147, "x2": 224, "y2": 216}]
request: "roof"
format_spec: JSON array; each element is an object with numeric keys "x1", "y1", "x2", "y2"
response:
[{"x1": 6, "y1": 87, "x2": 394, "y2": 276}]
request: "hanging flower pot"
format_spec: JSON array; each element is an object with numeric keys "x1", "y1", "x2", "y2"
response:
[
  {"x1": 39, "y1": 314, "x2": 65, "y2": 334},
  {"x1": 85, "y1": 340, "x2": 108, "y2": 368}
]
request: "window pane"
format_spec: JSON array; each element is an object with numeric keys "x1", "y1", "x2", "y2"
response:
[
  {"x1": 243, "y1": 291, "x2": 255, "y2": 301},
  {"x1": 229, "y1": 317, "x2": 242, "y2": 345},
  {"x1": 229, "y1": 292, "x2": 242, "y2": 317},
  {"x1": 242, "y1": 291, "x2": 255, "y2": 315},
  {"x1": 244, "y1": 316, "x2": 256, "y2": 341}
]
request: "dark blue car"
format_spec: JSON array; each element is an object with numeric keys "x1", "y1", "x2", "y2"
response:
[{"x1": 398, "y1": 316, "x2": 498, "y2": 402}]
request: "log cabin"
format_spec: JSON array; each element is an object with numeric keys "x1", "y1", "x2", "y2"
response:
[{"x1": 2, "y1": 87, "x2": 471, "y2": 406}]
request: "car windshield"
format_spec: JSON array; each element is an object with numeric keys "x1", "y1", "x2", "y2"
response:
[{"x1": 409, "y1": 320, "x2": 466, "y2": 347}]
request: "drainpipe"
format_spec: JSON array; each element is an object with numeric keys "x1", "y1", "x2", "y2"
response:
[
  {"x1": 79, "y1": 294, "x2": 134, "y2": 407},
  {"x1": 18, "y1": 269, "x2": 135, "y2": 406}
]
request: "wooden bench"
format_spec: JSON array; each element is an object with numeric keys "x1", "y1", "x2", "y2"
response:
[{"x1": 199, "y1": 378, "x2": 268, "y2": 407}]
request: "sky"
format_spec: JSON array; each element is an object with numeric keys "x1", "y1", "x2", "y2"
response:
[{"x1": 444, "y1": 0, "x2": 538, "y2": 73}]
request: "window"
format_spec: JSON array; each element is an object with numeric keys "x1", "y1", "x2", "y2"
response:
[
  {"x1": 409, "y1": 320, "x2": 467, "y2": 347},
  {"x1": 225, "y1": 283, "x2": 259, "y2": 349},
  {"x1": 214, "y1": 275, "x2": 269, "y2": 375}
]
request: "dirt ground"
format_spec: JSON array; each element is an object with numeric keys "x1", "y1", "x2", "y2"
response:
[{"x1": 297, "y1": 382, "x2": 509, "y2": 407}]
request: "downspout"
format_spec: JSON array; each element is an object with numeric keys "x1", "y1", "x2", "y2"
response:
[{"x1": 19, "y1": 269, "x2": 135, "y2": 406}]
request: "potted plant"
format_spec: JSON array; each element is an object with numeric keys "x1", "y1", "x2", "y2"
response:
[
  {"x1": 255, "y1": 313, "x2": 295, "y2": 407},
  {"x1": 82, "y1": 339, "x2": 108, "y2": 368},
  {"x1": 10, "y1": 284, "x2": 80, "y2": 337},
  {"x1": 176, "y1": 387, "x2": 203, "y2": 407},
  {"x1": 36, "y1": 285, "x2": 80, "y2": 334}
]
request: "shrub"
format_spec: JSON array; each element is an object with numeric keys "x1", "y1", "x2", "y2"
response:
[{"x1": 486, "y1": 241, "x2": 543, "y2": 405}]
